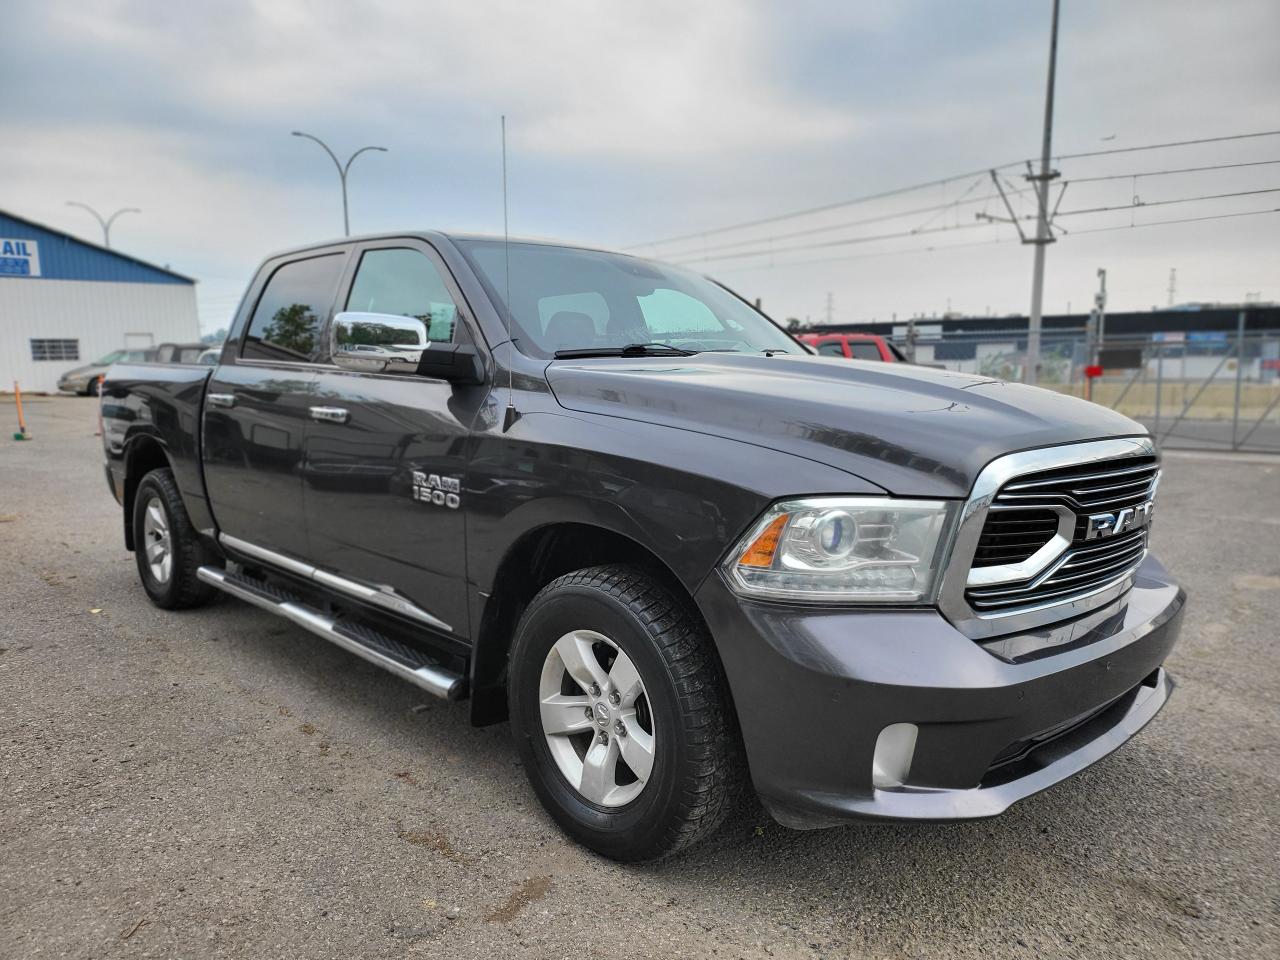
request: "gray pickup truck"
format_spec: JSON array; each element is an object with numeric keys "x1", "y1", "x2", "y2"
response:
[{"x1": 102, "y1": 231, "x2": 1184, "y2": 861}]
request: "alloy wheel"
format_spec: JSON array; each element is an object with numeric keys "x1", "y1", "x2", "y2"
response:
[{"x1": 537, "y1": 629, "x2": 656, "y2": 807}]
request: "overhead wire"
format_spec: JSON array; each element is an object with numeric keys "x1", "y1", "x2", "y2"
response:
[
  {"x1": 627, "y1": 130, "x2": 1280, "y2": 252},
  {"x1": 624, "y1": 160, "x2": 1029, "y2": 251},
  {"x1": 695, "y1": 207, "x2": 1278, "y2": 274},
  {"x1": 652, "y1": 178, "x2": 1038, "y2": 262}
]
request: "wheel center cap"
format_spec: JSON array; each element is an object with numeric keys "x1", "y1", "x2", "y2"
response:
[{"x1": 594, "y1": 702, "x2": 610, "y2": 725}]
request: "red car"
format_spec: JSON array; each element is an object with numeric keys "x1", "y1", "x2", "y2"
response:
[{"x1": 798, "y1": 332, "x2": 908, "y2": 362}]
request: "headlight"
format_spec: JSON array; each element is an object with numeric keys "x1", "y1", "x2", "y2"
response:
[{"x1": 722, "y1": 497, "x2": 957, "y2": 603}]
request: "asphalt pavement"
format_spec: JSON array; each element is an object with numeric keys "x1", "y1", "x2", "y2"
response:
[{"x1": 2, "y1": 396, "x2": 1277, "y2": 959}]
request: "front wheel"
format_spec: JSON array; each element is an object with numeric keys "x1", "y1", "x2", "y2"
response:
[{"x1": 508, "y1": 565, "x2": 740, "y2": 861}]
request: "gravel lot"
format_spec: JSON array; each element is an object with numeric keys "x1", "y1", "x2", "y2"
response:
[{"x1": 2, "y1": 395, "x2": 1277, "y2": 959}]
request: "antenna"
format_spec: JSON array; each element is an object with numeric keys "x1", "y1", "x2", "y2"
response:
[{"x1": 501, "y1": 115, "x2": 519, "y2": 431}]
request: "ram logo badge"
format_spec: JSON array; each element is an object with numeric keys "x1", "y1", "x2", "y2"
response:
[
  {"x1": 412, "y1": 472, "x2": 461, "y2": 509},
  {"x1": 1085, "y1": 499, "x2": 1154, "y2": 540}
]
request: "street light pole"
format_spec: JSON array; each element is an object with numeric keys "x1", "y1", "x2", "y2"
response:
[
  {"x1": 65, "y1": 202, "x2": 141, "y2": 248},
  {"x1": 1024, "y1": 0, "x2": 1061, "y2": 385},
  {"x1": 291, "y1": 131, "x2": 388, "y2": 236}
]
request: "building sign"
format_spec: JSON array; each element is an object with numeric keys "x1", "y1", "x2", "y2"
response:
[{"x1": 0, "y1": 238, "x2": 41, "y2": 277}]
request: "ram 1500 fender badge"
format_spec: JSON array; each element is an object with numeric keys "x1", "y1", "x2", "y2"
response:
[
  {"x1": 412, "y1": 471, "x2": 461, "y2": 509},
  {"x1": 1085, "y1": 499, "x2": 1154, "y2": 540}
]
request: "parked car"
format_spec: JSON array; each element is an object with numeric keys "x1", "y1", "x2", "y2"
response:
[
  {"x1": 154, "y1": 342, "x2": 207, "y2": 364},
  {"x1": 102, "y1": 231, "x2": 1183, "y2": 862},
  {"x1": 798, "y1": 331, "x2": 908, "y2": 361},
  {"x1": 57, "y1": 348, "x2": 156, "y2": 395}
]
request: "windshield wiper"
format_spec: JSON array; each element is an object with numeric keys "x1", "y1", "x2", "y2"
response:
[{"x1": 553, "y1": 342, "x2": 699, "y2": 359}]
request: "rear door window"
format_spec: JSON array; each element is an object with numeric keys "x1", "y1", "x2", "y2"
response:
[
  {"x1": 242, "y1": 254, "x2": 345, "y2": 362},
  {"x1": 848, "y1": 342, "x2": 882, "y2": 361}
]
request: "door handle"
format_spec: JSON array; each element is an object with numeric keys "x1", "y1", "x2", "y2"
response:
[
  {"x1": 207, "y1": 393, "x2": 235, "y2": 408},
  {"x1": 309, "y1": 406, "x2": 350, "y2": 424}
]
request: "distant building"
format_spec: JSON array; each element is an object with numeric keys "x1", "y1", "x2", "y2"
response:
[
  {"x1": 799, "y1": 306, "x2": 1280, "y2": 381},
  {"x1": 0, "y1": 209, "x2": 198, "y2": 393}
]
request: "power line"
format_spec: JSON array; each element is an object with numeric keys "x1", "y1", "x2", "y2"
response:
[
  {"x1": 1052, "y1": 129, "x2": 1280, "y2": 162},
  {"x1": 628, "y1": 129, "x2": 1280, "y2": 252},
  {"x1": 1067, "y1": 158, "x2": 1280, "y2": 183},
  {"x1": 671, "y1": 186, "x2": 1279, "y2": 267},
  {"x1": 1056, "y1": 186, "x2": 1280, "y2": 219},
  {"x1": 653, "y1": 178, "x2": 1038, "y2": 261},
  {"x1": 646, "y1": 160, "x2": 1277, "y2": 263},
  {"x1": 1063, "y1": 206, "x2": 1279, "y2": 237},
  {"x1": 672, "y1": 218, "x2": 1005, "y2": 266},
  {"x1": 697, "y1": 206, "x2": 1277, "y2": 274},
  {"x1": 702, "y1": 234, "x2": 1020, "y2": 274},
  {"x1": 625, "y1": 160, "x2": 1028, "y2": 250}
]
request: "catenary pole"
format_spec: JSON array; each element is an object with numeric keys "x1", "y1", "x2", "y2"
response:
[{"x1": 1025, "y1": 0, "x2": 1061, "y2": 385}]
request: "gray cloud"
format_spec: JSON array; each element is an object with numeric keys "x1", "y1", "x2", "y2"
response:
[{"x1": 2, "y1": 0, "x2": 1276, "y2": 331}]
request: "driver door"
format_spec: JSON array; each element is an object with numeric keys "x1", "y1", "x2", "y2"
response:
[{"x1": 302, "y1": 240, "x2": 488, "y2": 639}]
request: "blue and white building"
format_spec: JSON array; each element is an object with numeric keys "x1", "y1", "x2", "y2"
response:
[{"x1": 0, "y1": 209, "x2": 199, "y2": 393}]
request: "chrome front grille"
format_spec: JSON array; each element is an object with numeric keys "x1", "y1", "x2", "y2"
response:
[
  {"x1": 964, "y1": 454, "x2": 1158, "y2": 614},
  {"x1": 966, "y1": 527, "x2": 1148, "y2": 611},
  {"x1": 937, "y1": 437, "x2": 1160, "y2": 640},
  {"x1": 996, "y1": 455, "x2": 1160, "y2": 535}
]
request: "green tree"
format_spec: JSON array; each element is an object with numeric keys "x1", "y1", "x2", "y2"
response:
[{"x1": 260, "y1": 304, "x2": 317, "y2": 357}]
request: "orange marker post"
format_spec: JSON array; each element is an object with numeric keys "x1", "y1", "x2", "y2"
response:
[
  {"x1": 13, "y1": 380, "x2": 29, "y2": 440},
  {"x1": 95, "y1": 375, "x2": 106, "y2": 437}
]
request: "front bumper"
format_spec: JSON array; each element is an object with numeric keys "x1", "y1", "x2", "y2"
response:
[{"x1": 695, "y1": 553, "x2": 1184, "y2": 829}]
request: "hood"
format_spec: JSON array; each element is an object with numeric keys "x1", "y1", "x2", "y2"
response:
[{"x1": 545, "y1": 353, "x2": 1147, "y2": 498}]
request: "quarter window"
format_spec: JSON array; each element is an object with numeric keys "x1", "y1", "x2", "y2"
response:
[
  {"x1": 346, "y1": 248, "x2": 459, "y2": 344},
  {"x1": 816, "y1": 341, "x2": 846, "y2": 357},
  {"x1": 242, "y1": 254, "x2": 345, "y2": 362}
]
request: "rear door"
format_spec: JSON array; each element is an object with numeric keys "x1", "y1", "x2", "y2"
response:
[
  {"x1": 302, "y1": 240, "x2": 488, "y2": 639},
  {"x1": 202, "y1": 248, "x2": 349, "y2": 562}
]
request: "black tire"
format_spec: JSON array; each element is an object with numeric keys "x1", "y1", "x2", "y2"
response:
[
  {"x1": 508, "y1": 564, "x2": 740, "y2": 861},
  {"x1": 131, "y1": 467, "x2": 218, "y2": 610}
]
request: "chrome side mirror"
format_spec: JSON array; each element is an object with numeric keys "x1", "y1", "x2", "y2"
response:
[{"x1": 332, "y1": 312, "x2": 427, "y2": 374}]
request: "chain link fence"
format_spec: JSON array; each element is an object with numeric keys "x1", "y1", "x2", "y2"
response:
[{"x1": 898, "y1": 324, "x2": 1280, "y2": 453}]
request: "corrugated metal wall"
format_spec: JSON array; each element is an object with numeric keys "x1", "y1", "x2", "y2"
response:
[{"x1": 0, "y1": 279, "x2": 200, "y2": 392}]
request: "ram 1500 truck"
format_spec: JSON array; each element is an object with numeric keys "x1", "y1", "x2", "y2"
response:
[{"x1": 102, "y1": 232, "x2": 1184, "y2": 861}]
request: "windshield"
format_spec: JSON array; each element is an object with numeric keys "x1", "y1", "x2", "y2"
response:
[
  {"x1": 456, "y1": 240, "x2": 798, "y2": 358},
  {"x1": 93, "y1": 350, "x2": 126, "y2": 365}
]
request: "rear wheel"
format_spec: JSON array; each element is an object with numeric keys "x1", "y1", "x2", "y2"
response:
[
  {"x1": 132, "y1": 467, "x2": 218, "y2": 609},
  {"x1": 509, "y1": 565, "x2": 739, "y2": 861}
]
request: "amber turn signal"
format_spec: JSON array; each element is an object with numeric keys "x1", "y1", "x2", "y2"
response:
[{"x1": 738, "y1": 513, "x2": 789, "y2": 568}]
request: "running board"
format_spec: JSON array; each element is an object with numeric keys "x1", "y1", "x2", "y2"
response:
[{"x1": 196, "y1": 566, "x2": 465, "y2": 701}]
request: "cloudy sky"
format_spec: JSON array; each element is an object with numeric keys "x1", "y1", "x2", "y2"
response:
[{"x1": 3, "y1": 0, "x2": 1277, "y2": 333}]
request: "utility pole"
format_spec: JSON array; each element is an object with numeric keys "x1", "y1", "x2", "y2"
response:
[
  {"x1": 1024, "y1": 0, "x2": 1061, "y2": 386},
  {"x1": 1167, "y1": 268, "x2": 1177, "y2": 307},
  {"x1": 1093, "y1": 268, "x2": 1108, "y2": 364},
  {"x1": 65, "y1": 202, "x2": 140, "y2": 248},
  {"x1": 291, "y1": 131, "x2": 388, "y2": 236}
]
